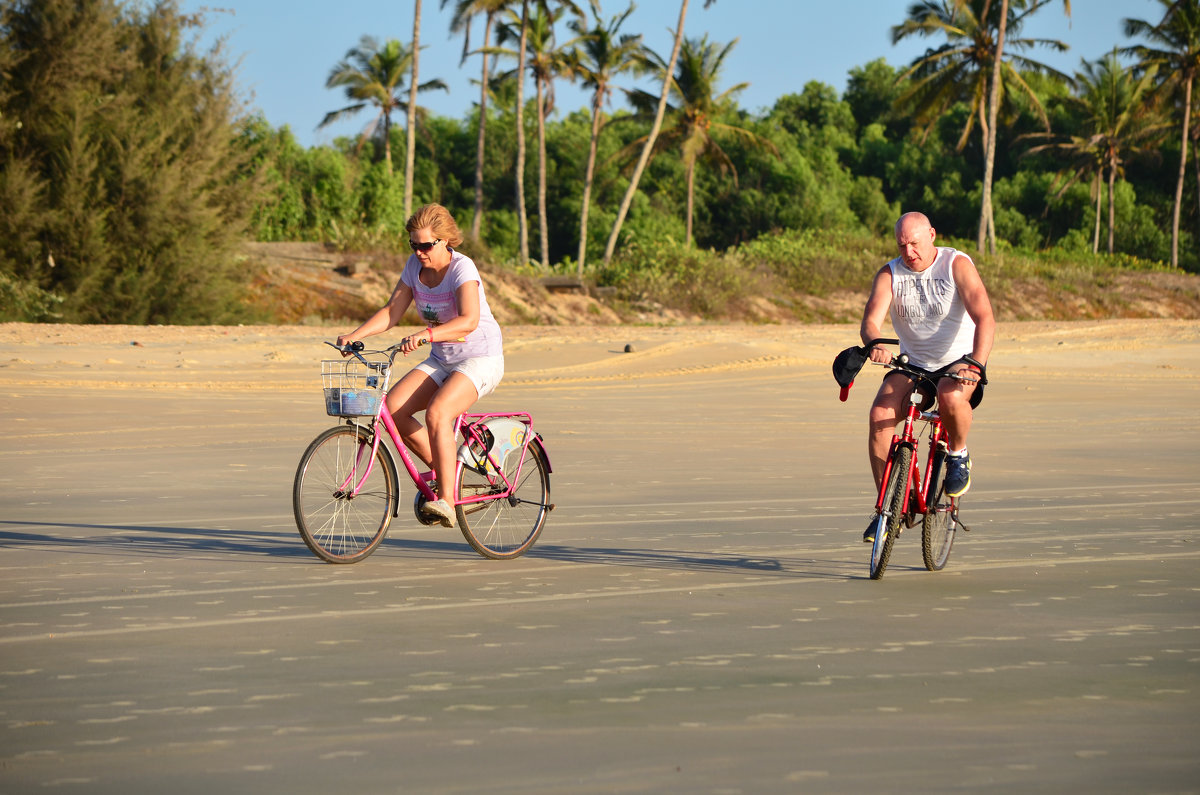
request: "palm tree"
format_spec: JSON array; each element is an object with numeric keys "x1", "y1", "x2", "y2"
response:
[
  {"x1": 614, "y1": 34, "x2": 777, "y2": 247},
  {"x1": 493, "y1": 0, "x2": 587, "y2": 266},
  {"x1": 441, "y1": 0, "x2": 516, "y2": 241},
  {"x1": 892, "y1": 0, "x2": 1069, "y2": 250},
  {"x1": 1124, "y1": 0, "x2": 1200, "y2": 268},
  {"x1": 319, "y1": 36, "x2": 448, "y2": 175},
  {"x1": 515, "y1": 0, "x2": 529, "y2": 266},
  {"x1": 603, "y1": 0, "x2": 707, "y2": 268},
  {"x1": 1024, "y1": 51, "x2": 1164, "y2": 253},
  {"x1": 973, "y1": 0, "x2": 1070, "y2": 255},
  {"x1": 405, "y1": 0, "x2": 423, "y2": 218},
  {"x1": 568, "y1": 2, "x2": 644, "y2": 274}
]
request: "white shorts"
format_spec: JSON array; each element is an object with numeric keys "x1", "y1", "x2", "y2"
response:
[{"x1": 413, "y1": 355, "x2": 504, "y2": 399}]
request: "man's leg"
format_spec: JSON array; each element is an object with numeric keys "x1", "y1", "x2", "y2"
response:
[
  {"x1": 937, "y1": 376, "x2": 980, "y2": 497},
  {"x1": 868, "y1": 373, "x2": 914, "y2": 490},
  {"x1": 864, "y1": 374, "x2": 914, "y2": 543}
]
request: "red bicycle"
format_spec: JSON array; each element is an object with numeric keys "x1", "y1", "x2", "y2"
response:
[{"x1": 836, "y1": 338, "x2": 984, "y2": 580}]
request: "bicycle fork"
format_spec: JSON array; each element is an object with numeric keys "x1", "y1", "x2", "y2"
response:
[{"x1": 876, "y1": 438, "x2": 915, "y2": 528}]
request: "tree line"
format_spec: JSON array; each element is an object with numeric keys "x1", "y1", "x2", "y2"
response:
[{"x1": 1, "y1": 0, "x2": 1197, "y2": 324}]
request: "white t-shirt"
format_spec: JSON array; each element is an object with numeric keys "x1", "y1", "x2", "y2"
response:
[
  {"x1": 400, "y1": 250, "x2": 503, "y2": 366},
  {"x1": 887, "y1": 247, "x2": 977, "y2": 370}
]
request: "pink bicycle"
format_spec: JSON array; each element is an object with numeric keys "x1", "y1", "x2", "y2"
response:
[{"x1": 293, "y1": 342, "x2": 553, "y2": 563}]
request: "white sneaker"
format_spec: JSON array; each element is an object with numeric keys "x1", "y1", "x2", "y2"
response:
[{"x1": 421, "y1": 498, "x2": 457, "y2": 528}]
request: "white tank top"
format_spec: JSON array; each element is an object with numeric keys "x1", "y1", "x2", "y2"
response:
[{"x1": 888, "y1": 247, "x2": 976, "y2": 370}]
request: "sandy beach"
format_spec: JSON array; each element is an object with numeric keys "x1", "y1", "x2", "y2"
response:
[{"x1": 1, "y1": 318, "x2": 1198, "y2": 793}]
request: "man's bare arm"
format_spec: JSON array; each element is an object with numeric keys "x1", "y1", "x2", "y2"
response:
[{"x1": 860, "y1": 266, "x2": 894, "y2": 363}]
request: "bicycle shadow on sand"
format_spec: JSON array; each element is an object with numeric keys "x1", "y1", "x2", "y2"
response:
[
  {"x1": 1, "y1": 522, "x2": 871, "y2": 577},
  {"x1": 0, "y1": 520, "x2": 316, "y2": 559},
  {"x1": 523, "y1": 542, "x2": 857, "y2": 579},
  {"x1": 0, "y1": 520, "x2": 494, "y2": 561}
]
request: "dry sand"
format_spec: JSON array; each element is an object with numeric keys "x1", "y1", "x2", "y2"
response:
[
  {"x1": 3, "y1": 317, "x2": 1197, "y2": 390},
  {"x1": 1, "y1": 319, "x2": 1197, "y2": 793}
]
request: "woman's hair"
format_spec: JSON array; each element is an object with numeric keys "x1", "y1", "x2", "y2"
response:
[{"x1": 406, "y1": 203, "x2": 464, "y2": 249}]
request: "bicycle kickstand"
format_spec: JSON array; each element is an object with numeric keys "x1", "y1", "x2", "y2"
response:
[{"x1": 951, "y1": 506, "x2": 971, "y2": 533}]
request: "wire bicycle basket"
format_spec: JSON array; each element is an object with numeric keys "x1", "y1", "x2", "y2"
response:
[{"x1": 322, "y1": 358, "x2": 388, "y2": 417}]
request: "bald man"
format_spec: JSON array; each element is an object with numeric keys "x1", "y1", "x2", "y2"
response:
[{"x1": 859, "y1": 212, "x2": 995, "y2": 543}]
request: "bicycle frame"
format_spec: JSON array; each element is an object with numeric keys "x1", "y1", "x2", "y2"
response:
[
  {"x1": 340, "y1": 400, "x2": 538, "y2": 508},
  {"x1": 874, "y1": 395, "x2": 950, "y2": 523}
]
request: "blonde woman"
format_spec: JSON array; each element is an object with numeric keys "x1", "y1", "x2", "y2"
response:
[{"x1": 338, "y1": 204, "x2": 504, "y2": 527}]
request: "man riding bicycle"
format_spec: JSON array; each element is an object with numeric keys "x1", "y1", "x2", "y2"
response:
[{"x1": 860, "y1": 212, "x2": 995, "y2": 542}]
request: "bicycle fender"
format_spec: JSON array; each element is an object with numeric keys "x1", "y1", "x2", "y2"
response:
[{"x1": 529, "y1": 434, "x2": 552, "y2": 474}]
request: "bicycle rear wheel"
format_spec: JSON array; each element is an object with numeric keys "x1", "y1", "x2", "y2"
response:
[
  {"x1": 294, "y1": 425, "x2": 398, "y2": 563},
  {"x1": 922, "y1": 452, "x2": 956, "y2": 571},
  {"x1": 456, "y1": 441, "x2": 550, "y2": 560},
  {"x1": 870, "y1": 444, "x2": 911, "y2": 580}
]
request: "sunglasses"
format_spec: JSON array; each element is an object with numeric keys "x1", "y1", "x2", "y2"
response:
[{"x1": 409, "y1": 238, "x2": 442, "y2": 253}]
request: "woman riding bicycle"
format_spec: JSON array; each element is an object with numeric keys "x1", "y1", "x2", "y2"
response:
[
  {"x1": 860, "y1": 212, "x2": 994, "y2": 541},
  {"x1": 337, "y1": 204, "x2": 504, "y2": 529}
]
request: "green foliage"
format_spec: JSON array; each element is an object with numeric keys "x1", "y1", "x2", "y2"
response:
[
  {"x1": 602, "y1": 235, "x2": 749, "y2": 317},
  {"x1": 2, "y1": 0, "x2": 1195, "y2": 326},
  {"x1": 0, "y1": 0, "x2": 258, "y2": 323},
  {"x1": 0, "y1": 271, "x2": 63, "y2": 322},
  {"x1": 736, "y1": 227, "x2": 890, "y2": 296}
]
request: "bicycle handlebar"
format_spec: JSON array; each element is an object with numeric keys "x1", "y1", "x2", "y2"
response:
[
  {"x1": 870, "y1": 352, "x2": 982, "y2": 385},
  {"x1": 325, "y1": 336, "x2": 429, "y2": 368},
  {"x1": 838, "y1": 337, "x2": 985, "y2": 402}
]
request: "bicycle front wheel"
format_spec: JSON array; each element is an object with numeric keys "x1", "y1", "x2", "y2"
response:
[
  {"x1": 293, "y1": 426, "x2": 398, "y2": 563},
  {"x1": 870, "y1": 444, "x2": 911, "y2": 580},
  {"x1": 922, "y1": 452, "x2": 956, "y2": 571},
  {"x1": 456, "y1": 441, "x2": 550, "y2": 560}
]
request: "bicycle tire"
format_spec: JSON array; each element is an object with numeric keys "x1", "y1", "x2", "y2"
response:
[
  {"x1": 921, "y1": 451, "x2": 956, "y2": 571},
  {"x1": 456, "y1": 440, "x2": 550, "y2": 560},
  {"x1": 870, "y1": 444, "x2": 911, "y2": 580},
  {"x1": 293, "y1": 425, "x2": 398, "y2": 563}
]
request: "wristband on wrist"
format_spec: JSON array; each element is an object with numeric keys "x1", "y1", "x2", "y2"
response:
[{"x1": 425, "y1": 327, "x2": 433, "y2": 345}]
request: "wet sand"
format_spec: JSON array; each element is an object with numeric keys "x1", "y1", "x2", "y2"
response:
[{"x1": 1, "y1": 319, "x2": 1198, "y2": 793}]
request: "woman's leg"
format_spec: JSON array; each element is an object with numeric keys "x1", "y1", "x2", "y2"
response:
[
  {"x1": 384, "y1": 368, "x2": 441, "y2": 467},
  {"x1": 423, "y1": 372, "x2": 479, "y2": 504}
]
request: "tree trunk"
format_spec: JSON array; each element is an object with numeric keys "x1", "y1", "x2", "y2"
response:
[
  {"x1": 601, "y1": 0, "x2": 689, "y2": 267},
  {"x1": 1170, "y1": 72, "x2": 1192, "y2": 268},
  {"x1": 1091, "y1": 174, "x2": 1101, "y2": 254},
  {"x1": 685, "y1": 160, "x2": 695, "y2": 247},
  {"x1": 383, "y1": 113, "x2": 393, "y2": 175},
  {"x1": 515, "y1": 0, "x2": 529, "y2": 267},
  {"x1": 577, "y1": 92, "x2": 603, "y2": 275},
  {"x1": 404, "y1": 0, "x2": 421, "y2": 219},
  {"x1": 977, "y1": 0, "x2": 1006, "y2": 256},
  {"x1": 471, "y1": 12, "x2": 494, "y2": 242},
  {"x1": 1107, "y1": 161, "x2": 1116, "y2": 255},
  {"x1": 536, "y1": 73, "x2": 549, "y2": 267}
]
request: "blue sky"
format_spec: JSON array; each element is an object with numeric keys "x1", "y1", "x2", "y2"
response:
[{"x1": 186, "y1": 0, "x2": 1162, "y2": 149}]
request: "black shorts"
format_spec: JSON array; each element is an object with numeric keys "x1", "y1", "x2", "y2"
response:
[{"x1": 885, "y1": 361, "x2": 986, "y2": 410}]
